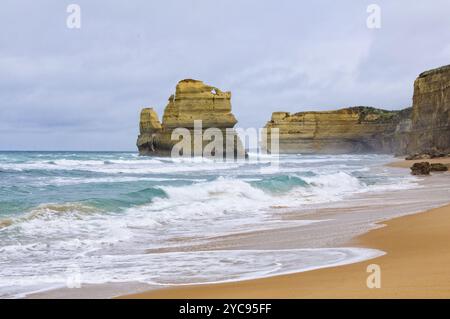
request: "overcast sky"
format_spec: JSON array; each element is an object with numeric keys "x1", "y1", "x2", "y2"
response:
[{"x1": 1, "y1": 0, "x2": 449, "y2": 151}]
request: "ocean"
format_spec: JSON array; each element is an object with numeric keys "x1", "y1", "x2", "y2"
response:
[{"x1": 0, "y1": 151, "x2": 448, "y2": 298}]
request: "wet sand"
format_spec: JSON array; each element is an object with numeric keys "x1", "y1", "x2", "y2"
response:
[{"x1": 123, "y1": 162, "x2": 450, "y2": 299}]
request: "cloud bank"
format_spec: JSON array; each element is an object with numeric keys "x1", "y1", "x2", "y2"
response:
[{"x1": 1, "y1": 0, "x2": 449, "y2": 150}]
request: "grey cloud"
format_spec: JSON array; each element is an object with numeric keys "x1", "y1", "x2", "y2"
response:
[{"x1": 1, "y1": 0, "x2": 450, "y2": 150}]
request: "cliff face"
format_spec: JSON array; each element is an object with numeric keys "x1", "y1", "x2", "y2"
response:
[
  {"x1": 162, "y1": 79, "x2": 237, "y2": 129},
  {"x1": 137, "y1": 79, "x2": 245, "y2": 157},
  {"x1": 264, "y1": 107, "x2": 411, "y2": 154},
  {"x1": 264, "y1": 64, "x2": 450, "y2": 155},
  {"x1": 402, "y1": 65, "x2": 450, "y2": 154},
  {"x1": 139, "y1": 65, "x2": 449, "y2": 156}
]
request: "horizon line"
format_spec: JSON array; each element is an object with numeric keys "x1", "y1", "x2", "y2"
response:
[{"x1": 0, "y1": 149, "x2": 137, "y2": 152}]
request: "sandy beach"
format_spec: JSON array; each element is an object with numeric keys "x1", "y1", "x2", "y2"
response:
[{"x1": 123, "y1": 161, "x2": 450, "y2": 299}]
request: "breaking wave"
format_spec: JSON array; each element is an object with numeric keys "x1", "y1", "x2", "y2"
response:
[
  {"x1": 0, "y1": 172, "x2": 369, "y2": 233},
  {"x1": 0, "y1": 151, "x2": 424, "y2": 298}
]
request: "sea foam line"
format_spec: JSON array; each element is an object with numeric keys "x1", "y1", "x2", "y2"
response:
[{"x1": 0, "y1": 247, "x2": 385, "y2": 299}]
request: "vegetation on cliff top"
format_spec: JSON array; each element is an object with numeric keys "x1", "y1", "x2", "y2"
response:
[
  {"x1": 354, "y1": 106, "x2": 412, "y2": 124},
  {"x1": 286, "y1": 106, "x2": 410, "y2": 124},
  {"x1": 418, "y1": 64, "x2": 450, "y2": 78}
]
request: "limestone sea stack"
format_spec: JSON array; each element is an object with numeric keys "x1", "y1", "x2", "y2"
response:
[
  {"x1": 137, "y1": 79, "x2": 246, "y2": 157},
  {"x1": 264, "y1": 107, "x2": 412, "y2": 154}
]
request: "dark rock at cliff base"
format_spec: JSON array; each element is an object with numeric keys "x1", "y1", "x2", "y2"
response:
[
  {"x1": 405, "y1": 153, "x2": 431, "y2": 160},
  {"x1": 410, "y1": 162, "x2": 431, "y2": 175},
  {"x1": 430, "y1": 163, "x2": 449, "y2": 172},
  {"x1": 405, "y1": 148, "x2": 448, "y2": 160}
]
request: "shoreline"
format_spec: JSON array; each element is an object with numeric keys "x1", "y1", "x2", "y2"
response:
[
  {"x1": 122, "y1": 160, "x2": 450, "y2": 299},
  {"x1": 387, "y1": 157, "x2": 450, "y2": 168},
  {"x1": 23, "y1": 158, "x2": 450, "y2": 299},
  {"x1": 123, "y1": 202, "x2": 450, "y2": 299}
]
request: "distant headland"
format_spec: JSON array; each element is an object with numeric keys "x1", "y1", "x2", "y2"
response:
[{"x1": 265, "y1": 64, "x2": 450, "y2": 156}]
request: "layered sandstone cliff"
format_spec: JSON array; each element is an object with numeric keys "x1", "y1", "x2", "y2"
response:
[
  {"x1": 264, "y1": 107, "x2": 411, "y2": 154},
  {"x1": 137, "y1": 79, "x2": 245, "y2": 157},
  {"x1": 402, "y1": 65, "x2": 450, "y2": 154},
  {"x1": 264, "y1": 64, "x2": 450, "y2": 155},
  {"x1": 138, "y1": 65, "x2": 449, "y2": 156}
]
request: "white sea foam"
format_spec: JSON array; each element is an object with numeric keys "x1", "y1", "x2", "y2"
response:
[
  {"x1": 0, "y1": 152, "x2": 426, "y2": 298},
  {"x1": 0, "y1": 158, "x2": 242, "y2": 174},
  {"x1": 0, "y1": 171, "x2": 383, "y2": 270},
  {"x1": 1, "y1": 170, "x2": 412, "y2": 248},
  {"x1": 32, "y1": 176, "x2": 207, "y2": 186},
  {"x1": 0, "y1": 247, "x2": 384, "y2": 298}
]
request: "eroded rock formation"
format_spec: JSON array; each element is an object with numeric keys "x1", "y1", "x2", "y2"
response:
[
  {"x1": 137, "y1": 79, "x2": 245, "y2": 157},
  {"x1": 264, "y1": 64, "x2": 450, "y2": 155},
  {"x1": 430, "y1": 163, "x2": 449, "y2": 172},
  {"x1": 401, "y1": 65, "x2": 450, "y2": 155},
  {"x1": 409, "y1": 162, "x2": 448, "y2": 175},
  {"x1": 264, "y1": 107, "x2": 411, "y2": 154}
]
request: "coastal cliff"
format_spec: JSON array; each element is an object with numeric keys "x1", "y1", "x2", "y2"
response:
[
  {"x1": 264, "y1": 107, "x2": 411, "y2": 154},
  {"x1": 137, "y1": 79, "x2": 245, "y2": 157},
  {"x1": 402, "y1": 65, "x2": 450, "y2": 154},
  {"x1": 264, "y1": 64, "x2": 450, "y2": 155},
  {"x1": 138, "y1": 65, "x2": 449, "y2": 156}
]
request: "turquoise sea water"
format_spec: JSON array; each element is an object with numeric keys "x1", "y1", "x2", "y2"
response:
[{"x1": 0, "y1": 151, "x2": 419, "y2": 297}]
